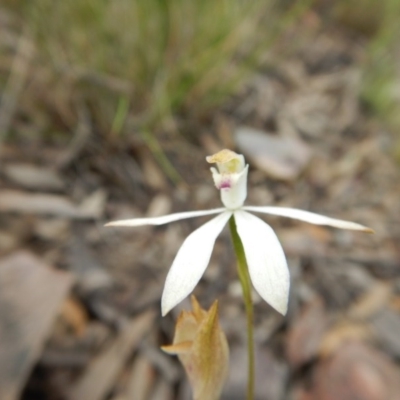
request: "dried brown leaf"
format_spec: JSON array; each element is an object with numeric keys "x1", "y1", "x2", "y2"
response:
[
  {"x1": 286, "y1": 297, "x2": 330, "y2": 367},
  {"x1": 311, "y1": 342, "x2": 400, "y2": 400},
  {"x1": 0, "y1": 251, "x2": 74, "y2": 400}
]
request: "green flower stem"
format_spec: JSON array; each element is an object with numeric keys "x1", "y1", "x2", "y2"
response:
[{"x1": 229, "y1": 215, "x2": 255, "y2": 400}]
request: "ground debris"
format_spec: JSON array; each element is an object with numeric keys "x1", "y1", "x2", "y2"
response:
[
  {"x1": 286, "y1": 297, "x2": 330, "y2": 367},
  {"x1": 67, "y1": 310, "x2": 156, "y2": 400},
  {"x1": 302, "y1": 342, "x2": 400, "y2": 400},
  {"x1": 0, "y1": 189, "x2": 106, "y2": 219},
  {"x1": 3, "y1": 163, "x2": 65, "y2": 191},
  {"x1": 124, "y1": 354, "x2": 155, "y2": 400},
  {"x1": 235, "y1": 126, "x2": 312, "y2": 181},
  {"x1": 0, "y1": 251, "x2": 74, "y2": 400}
]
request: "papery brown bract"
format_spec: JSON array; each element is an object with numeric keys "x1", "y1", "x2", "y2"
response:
[{"x1": 162, "y1": 296, "x2": 229, "y2": 400}]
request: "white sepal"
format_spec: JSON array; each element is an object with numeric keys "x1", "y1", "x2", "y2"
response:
[
  {"x1": 242, "y1": 206, "x2": 373, "y2": 232},
  {"x1": 161, "y1": 211, "x2": 232, "y2": 316},
  {"x1": 234, "y1": 210, "x2": 290, "y2": 315},
  {"x1": 105, "y1": 208, "x2": 226, "y2": 227}
]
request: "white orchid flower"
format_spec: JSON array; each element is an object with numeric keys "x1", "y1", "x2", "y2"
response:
[{"x1": 106, "y1": 149, "x2": 372, "y2": 316}]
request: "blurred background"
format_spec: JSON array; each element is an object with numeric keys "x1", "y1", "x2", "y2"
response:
[{"x1": 1, "y1": 1, "x2": 400, "y2": 399}]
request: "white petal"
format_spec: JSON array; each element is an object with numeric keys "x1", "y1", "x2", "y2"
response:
[
  {"x1": 243, "y1": 206, "x2": 373, "y2": 232},
  {"x1": 234, "y1": 210, "x2": 290, "y2": 315},
  {"x1": 161, "y1": 211, "x2": 232, "y2": 316},
  {"x1": 105, "y1": 208, "x2": 226, "y2": 227}
]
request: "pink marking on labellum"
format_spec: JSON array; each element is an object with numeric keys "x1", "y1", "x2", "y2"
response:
[{"x1": 218, "y1": 180, "x2": 231, "y2": 189}]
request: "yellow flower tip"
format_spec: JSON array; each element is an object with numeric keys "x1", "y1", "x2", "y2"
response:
[
  {"x1": 190, "y1": 294, "x2": 198, "y2": 306},
  {"x1": 190, "y1": 295, "x2": 206, "y2": 321},
  {"x1": 352, "y1": 224, "x2": 374, "y2": 233},
  {"x1": 206, "y1": 149, "x2": 245, "y2": 175},
  {"x1": 206, "y1": 149, "x2": 238, "y2": 164},
  {"x1": 206, "y1": 299, "x2": 219, "y2": 325},
  {"x1": 161, "y1": 341, "x2": 192, "y2": 355}
]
